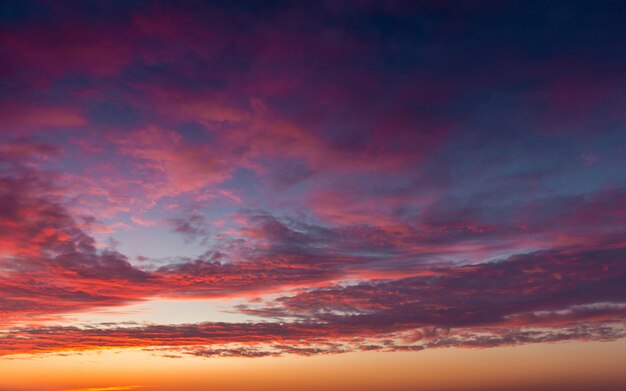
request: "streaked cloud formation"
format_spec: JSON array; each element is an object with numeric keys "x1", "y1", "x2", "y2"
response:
[
  {"x1": 63, "y1": 387, "x2": 144, "y2": 391},
  {"x1": 0, "y1": 0, "x2": 624, "y2": 373}
]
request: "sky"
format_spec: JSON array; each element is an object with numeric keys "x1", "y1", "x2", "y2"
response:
[{"x1": 0, "y1": 1, "x2": 625, "y2": 390}]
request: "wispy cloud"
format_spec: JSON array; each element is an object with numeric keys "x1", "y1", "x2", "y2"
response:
[{"x1": 62, "y1": 386, "x2": 145, "y2": 391}]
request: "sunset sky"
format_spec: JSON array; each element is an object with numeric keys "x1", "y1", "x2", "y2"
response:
[{"x1": 0, "y1": 1, "x2": 625, "y2": 390}]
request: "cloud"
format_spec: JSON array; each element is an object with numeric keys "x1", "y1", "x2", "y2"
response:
[
  {"x1": 1, "y1": 319, "x2": 623, "y2": 358},
  {"x1": 1, "y1": 0, "x2": 625, "y2": 362},
  {"x1": 1, "y1": 146, "x2": 624, "y2": 332},
  {"x1": 0, "y1": 142, "x2": 154, "y2": 324},
  {"x1": 168, "y1": 214, "x2": 210, "y2": 244},
  {"x1": 0, "y1": 171, "x2": 623, "y2": 360},
  {"x1": 63, "y1": 387, "x2": 145, "y2": 391}
]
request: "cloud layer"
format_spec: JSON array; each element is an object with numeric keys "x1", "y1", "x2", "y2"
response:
[{"x1": 0, "y1": 0, "x2": 625, "y2": 359}]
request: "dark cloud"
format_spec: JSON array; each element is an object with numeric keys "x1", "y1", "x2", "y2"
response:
[
  {"x1": 261, "y1": 248, "x2": 626, "y2": 329},
  {"x1": 169, "y1": 214, "x2": 210, "y2": 244}
]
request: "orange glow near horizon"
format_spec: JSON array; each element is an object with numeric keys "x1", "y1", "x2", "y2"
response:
[{"x1": 2, "y1": 340, "x2": 625, "y2": 391}]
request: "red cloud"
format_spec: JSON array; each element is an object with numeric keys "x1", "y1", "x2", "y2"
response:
[{"x1": 1, "y1": 146, "x2": 625, "y2": 336}]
